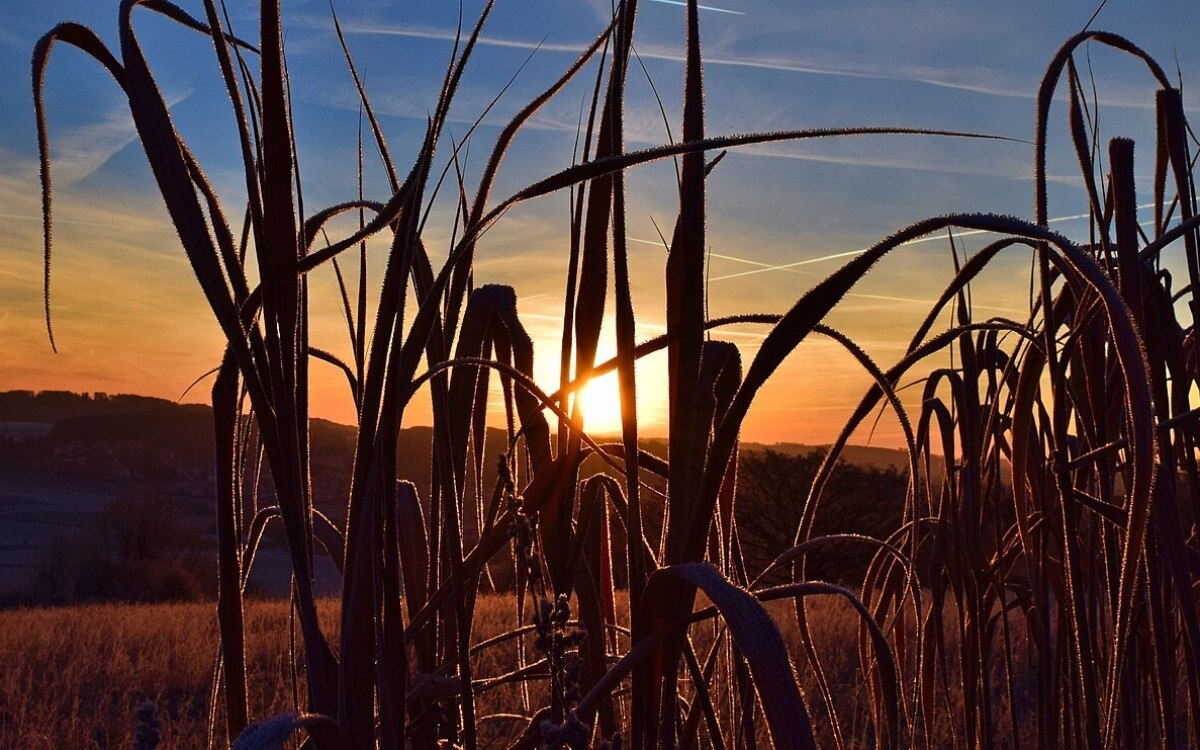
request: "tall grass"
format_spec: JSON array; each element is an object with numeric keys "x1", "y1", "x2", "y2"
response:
[
  {"x1": 0, "y1": 595, "x2": 915, "y2": 749},
  {"x1": 32, "y1": 1, "x2": 1200, "y2": 748}
]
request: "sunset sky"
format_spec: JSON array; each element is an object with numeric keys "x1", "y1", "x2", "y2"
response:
[{"x1": 2, "y1": 0, "x2": 1198, "y2": 446}]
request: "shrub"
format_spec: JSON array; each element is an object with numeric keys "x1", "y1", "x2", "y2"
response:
[{"x1": 33, "y1": 494, "x2": 212, "y2": 604}]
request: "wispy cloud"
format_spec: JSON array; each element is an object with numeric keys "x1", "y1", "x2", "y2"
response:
[
  {"x1": 844, "y1": 292, "x2": 1024, "y2": 314},
  {"x1": 291, "y1": 17, "x2": 588, "y2": 54},
  {"x1": 631, "y1": 231, "x2": 1025, "y2": 313},
  {"x1": 44, "y1": 89, "x2": 193, "y2": 188},
  {"x1": 629, "y1": 234, "x2": 818, "y2": 278},
  {"x1": 299, "y1": 14, "x2": 1195, "y2": 116},
  {"x1": 727, "y1": 141, "x2": 1028, "y2": 180},
  {"x1": 291, "y1": 17, "x2": 1031, "y2": 101},
  {"x1": 0, "y1": 211, "x2": 178, "y2": 233},
  {"x1": 0, "y1": 161, "x2": 185, "y2": 247},
  {"x1": 641, "y1": 50, "x2": 1031, "y2": 100},
  {"x1": 0, "y1": 26, "x2": 26, "y2": 49}
]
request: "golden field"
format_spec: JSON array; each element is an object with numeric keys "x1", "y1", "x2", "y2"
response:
[{"x1": 0, "y1": 593, "x2": 1030, "y2": 749}]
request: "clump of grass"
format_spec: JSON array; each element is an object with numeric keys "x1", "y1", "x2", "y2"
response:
[{"x1": 32, "y1": 1, "x2": 1200, "y2": 748}]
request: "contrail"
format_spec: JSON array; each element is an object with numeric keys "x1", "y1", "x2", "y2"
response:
[
  {"x1": 709, "y1": 204, "x2": 1159, "y2": 282},
  {"x1": 311, "y1": 22, "x2": 585, "y2": 53},
  {"x1": 845, "y1": 293, "x2": 1025, "y2": 314},
  {"x1": 297, "y1": 17, "x2": 1036, "y2": 101},
  {"x1": 0, "y1": 211, "x2": 176, "y2": 232},
  {"x1": 628, "y1": 234, "x2": 812, "y2": 275},
  {"x1": 647, "y1": 0, "x2": 746, "y2": 16}
]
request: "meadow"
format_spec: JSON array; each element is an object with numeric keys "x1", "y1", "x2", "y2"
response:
[
  {"x1": 22, "y1": 0, "x2": 1200, "y2": 748},
  {"x1": 0, "y1": 595, "x2": 1007, "y2": 749}
]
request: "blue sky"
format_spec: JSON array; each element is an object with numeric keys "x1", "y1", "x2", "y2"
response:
[{"x1": 2, "y1": 0, "x2": 1198, "y2": 444}]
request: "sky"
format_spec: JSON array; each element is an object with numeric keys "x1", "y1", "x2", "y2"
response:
[{"x1": 1, "y1": 0, "x2": 1199, "y2": 447}]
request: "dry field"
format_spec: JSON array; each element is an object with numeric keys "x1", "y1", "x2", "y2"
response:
[
  {"x1": 1, "y1": 594, "x2": 1033, "y2": 749},
  {"x1": 1, "y1": 599, "x2": 335, "y2": 749}
]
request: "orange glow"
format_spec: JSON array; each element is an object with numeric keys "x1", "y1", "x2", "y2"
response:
[{"x1": 576, "y1": 372, "x2": 626, "y2": 436}]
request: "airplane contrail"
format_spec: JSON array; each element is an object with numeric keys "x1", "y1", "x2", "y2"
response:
[
  {"x1": 647, "y1": 0, "x2": 746, "y2": 16},
  {"x1": 709, "y1": 204, "x2": 1159, "y2": 282},
  {"x1": 628, "y1": 234, "x2": 813, "y2": 275}
]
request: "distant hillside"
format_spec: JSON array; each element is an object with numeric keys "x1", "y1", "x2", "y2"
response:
[
  {"x1": 743, "y1": 442, "x2": 952, "y2": 484},
  {"x1": 0, "y1": 390, "x2": 513, "y2": 507},
  {"x1": 0, "y1": 391, "x2": 501, "y2": 600},
  {"x1": 51, "y1": 403, "x2": 217, "y2": 465},
  {"x1": 0, "y1": 389, "x2": 970, "y2": 602},
  {"x1": 0, "y1": 390, "x2": 172, "y2": 423},
  {"x1": 3, "y1": 391, "x2": 960, "y2": 466},
  {"x1": 1, "y1": 390, "x2": 969, "y2": 493}
]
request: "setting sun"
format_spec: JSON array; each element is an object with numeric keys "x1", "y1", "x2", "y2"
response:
[{"x1": 577, "y1": 372, "x2": 626, "y2": 435}]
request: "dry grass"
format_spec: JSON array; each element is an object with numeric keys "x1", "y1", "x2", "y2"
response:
[
  {"x1": 1, "y1": 595, "x2": 1036, "y2": 749},
  {"x1": 0, "y1": 599, "x2": 333, "y2": 749}
]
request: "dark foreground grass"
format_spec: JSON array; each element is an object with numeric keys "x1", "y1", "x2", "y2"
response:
[{"x1": 30, "y1": 0, "x2": 1200, "y2": 748}]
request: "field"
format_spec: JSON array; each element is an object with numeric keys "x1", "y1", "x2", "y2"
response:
[
  {"x1": 1, "y1": 599, "x2": 351, "y2": 750},
  {"x1": 2, "y1": 595, "x2": 1011, "y2": 749}
]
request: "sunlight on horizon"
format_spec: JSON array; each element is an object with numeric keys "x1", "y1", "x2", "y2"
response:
[{"x1": 576, "y1": 370, "x2": 630, "y2": 436}]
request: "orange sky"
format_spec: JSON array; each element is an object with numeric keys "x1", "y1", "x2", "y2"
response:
[
  {"x1": 0, "y1": 161, "x2": 1051, "y2": 447},
  {"x1": 3, "y1": 1, "x2": 1197, "y2": 447}
]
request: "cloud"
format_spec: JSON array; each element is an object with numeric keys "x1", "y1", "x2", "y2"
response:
[
  {"x1": 295, "y1": 12, "x2": 1198, "y2": 120},
  {"x1": 290, "y1": 16, "x2": 591, "y2": 54},
  {"x1": 293, "y1": 55, "x2": 1030, "y2": 182},
  {"x1": 42, "y1": 89, "x2": 193, "y2": 188},
  {"x1": 843, "y1": 292, "x2": 1024, "y2": 315},
  {"x1": 725, "y1": 140, "x2": 1029, "y2": 180},
  {"x1": 0, "y1": 211, "x2": 173, "y2": 233},
  {"x1": 0, "y1": 26, "x2": 25, "y2": 49},
  {"x1": 298, "y1": 15, "x2": 1035, "y2": 101},
  {"x1": 295, "y1": 16, "x2": 979, "y2": 87},
  {"x1": 0, "y1": 152, "x2": 182, "y2": 241}
]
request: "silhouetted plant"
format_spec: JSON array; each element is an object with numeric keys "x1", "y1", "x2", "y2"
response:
[{"x1": 32, "y1": 1, "x2": 1200, "y2": 748}]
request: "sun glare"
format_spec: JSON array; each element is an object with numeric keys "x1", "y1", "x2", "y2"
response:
[{"x1": 577, "y1": 373, "x2": 626, "y2": 435}]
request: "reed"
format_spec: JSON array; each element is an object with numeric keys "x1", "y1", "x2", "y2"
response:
[{"x1": 32, "y1": 1, "x2": 1200, "y2": 748}]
